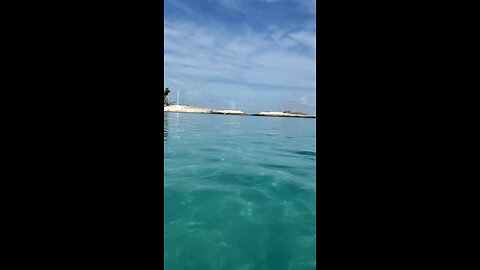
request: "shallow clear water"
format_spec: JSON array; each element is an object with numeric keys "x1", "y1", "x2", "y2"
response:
[{"x1": 164, "y1": 112, "x2": 316, "y2": 270}]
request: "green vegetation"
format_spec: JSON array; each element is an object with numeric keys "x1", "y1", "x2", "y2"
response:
[{"x1": 164, "y1": 88, "x2": 170, "y2": 106}]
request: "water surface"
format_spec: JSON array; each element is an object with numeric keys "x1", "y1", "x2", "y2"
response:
[{"x1": 164, "y1": 112, "x2": 316, "y2": 270}]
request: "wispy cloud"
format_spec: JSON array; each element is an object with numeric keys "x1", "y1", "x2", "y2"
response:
[
  {"x1": 294, "y1": 0, "x2": 316, "y2": 14},
  {"x1": 165, "y1": 22, "x2": 316, "y2": 85}
]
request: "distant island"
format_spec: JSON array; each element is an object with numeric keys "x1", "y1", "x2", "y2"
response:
[{"x1": 164, "y1": 88, "x2": 315, "y2": 118}]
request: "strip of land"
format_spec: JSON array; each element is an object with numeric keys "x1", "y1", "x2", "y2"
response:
[
  {"x1": 164, "y1": 105, "x2": 245, "y2": 115},
  {"x1": 164, "y1": 105, "x2": 316, "y2": 118},
  {"x1": 252, "y1": 112, "x2": 316, "y2": 118}
]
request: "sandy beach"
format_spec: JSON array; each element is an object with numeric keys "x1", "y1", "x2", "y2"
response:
[{"x1": 164, "y1": 105, "x2": 245, "y2": 115}]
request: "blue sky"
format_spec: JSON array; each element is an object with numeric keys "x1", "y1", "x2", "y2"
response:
[{"x1": 164, "y1": 0, "x2": 316, "y2": 114}]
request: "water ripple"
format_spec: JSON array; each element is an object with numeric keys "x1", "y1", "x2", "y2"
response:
[{"x1": 164, "y1": 112, "x2": 316, "y2": 270}]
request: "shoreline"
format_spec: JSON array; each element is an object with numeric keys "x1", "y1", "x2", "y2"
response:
[
  {"x1": 251, "y1": 112, "x2": 316, "y2": 118},
  {"x1": 164, "y1": 105, "x2": 316, "y2": 118},
  {"x1": 164, "y1": 105, "x2": 245, "y2": 115}
]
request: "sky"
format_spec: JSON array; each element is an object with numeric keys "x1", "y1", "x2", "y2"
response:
[{"x1": 164, "y1": 0, "x2": 316, "y2": 114}]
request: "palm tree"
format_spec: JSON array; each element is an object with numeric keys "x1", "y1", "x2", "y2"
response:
[{"x1": 164, "y1": 88, "x2": 170, "y2": 106}]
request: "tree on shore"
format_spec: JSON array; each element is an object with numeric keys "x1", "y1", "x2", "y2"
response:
[{"x1": 164, "y1": 88, "x2": 170, "y2": 106}]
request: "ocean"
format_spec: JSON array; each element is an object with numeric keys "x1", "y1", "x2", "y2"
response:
[{"x1": 164, "y1": 112, "x2": 316, "y2": 270}]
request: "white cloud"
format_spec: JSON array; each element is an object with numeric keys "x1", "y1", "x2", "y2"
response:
[
  {"x1": 165, "y1": 21, "x2": 315, "y2": 84},
  {"x1": 288, "y1": 30, "x2": 316, "y2": 53}
]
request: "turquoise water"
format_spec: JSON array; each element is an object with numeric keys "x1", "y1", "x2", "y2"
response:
[{"x1": 164, "y1": 112, "x2": 316, "y2": 270}]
